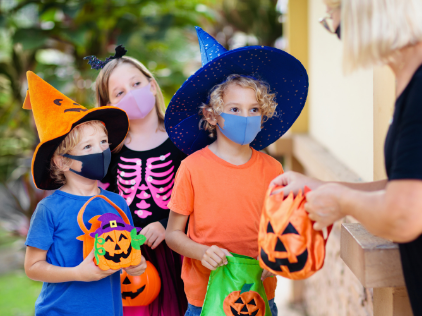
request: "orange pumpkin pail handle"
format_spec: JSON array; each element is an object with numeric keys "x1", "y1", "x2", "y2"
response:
[{"x1": 77, "y1": 195, "x2": 131, "y2": 234}]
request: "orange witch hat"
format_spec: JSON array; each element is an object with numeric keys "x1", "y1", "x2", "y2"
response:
[{"x1": 23, "y1": 71, "x2": 129, "y2": 190}]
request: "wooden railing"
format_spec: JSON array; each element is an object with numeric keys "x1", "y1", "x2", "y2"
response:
[
  {"x1": 341, "y1": 223, "x2": 411, "y2": 316},
  {"x1": 268, "y1": 134, "x2": 412, "y2": 316}
]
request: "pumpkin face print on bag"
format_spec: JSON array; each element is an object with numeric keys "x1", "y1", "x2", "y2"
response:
[
  {"x1": 77, "y1": 195, "x2": 146, "y2": 270},
  {"x1": 121, "y1": 261, "x2": 161, "y2": 306},
  {"x1": 258, "y1": 187, "x2": 331, "y2": 280},
  {"x1": 223, "y1": 284, "x2": 266, "y2": 316}
]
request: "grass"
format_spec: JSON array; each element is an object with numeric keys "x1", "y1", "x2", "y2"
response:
[{"x1": 0, "y1": 270, "x2": 42, "y2": 316}]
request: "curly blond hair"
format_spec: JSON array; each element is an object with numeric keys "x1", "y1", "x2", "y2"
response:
[
  {"x1": 50, "y1": 121, "x2": 108, "y2": 185},
  {"x1": 199, "y1": 74, "x2": 277, "y2": 138}
]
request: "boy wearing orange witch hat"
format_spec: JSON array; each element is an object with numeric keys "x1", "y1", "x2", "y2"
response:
[{"x1": 23, "y1": 71, "x2": 147, "y2": 316}]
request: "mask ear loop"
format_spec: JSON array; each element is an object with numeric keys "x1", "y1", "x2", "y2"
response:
[
  {"x1": 60, "y1": 153, "x2": 83, "y2": 176},
  {"x1": 62, "y1": 153, "x2": 84, "y2": 176}
]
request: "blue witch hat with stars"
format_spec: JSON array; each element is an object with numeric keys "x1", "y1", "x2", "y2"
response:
[{"x1": 165, "y1": 27, "x2": 308, "y2": 155}]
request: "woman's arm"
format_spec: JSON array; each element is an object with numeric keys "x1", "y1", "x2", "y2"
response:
[
  {"x1": 339, "y1": 179, "x2": 387, "y2": 191},
  {"x1": 306, "y1": 179, "x2": 422, "y2": 242},
  {"x1": 24, "y1": 246, "x2": 116, "y2": 283},
  {"x1": 270, "y1": 171, "x2": 387, "y2": 195},
  {"x1": 342, "y1": 180, "x2": 422, "y2": 242},
  {"x1": 165, "y1": 211, "x2": 232, "y2": 270}
]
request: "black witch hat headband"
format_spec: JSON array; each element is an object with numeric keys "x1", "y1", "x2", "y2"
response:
[{"x1": 84, "y1": 45, "x2": 127, "y2": 70}]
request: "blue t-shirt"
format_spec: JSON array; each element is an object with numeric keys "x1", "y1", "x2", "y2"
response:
[{"x1": 25, "y1": 188, "x2": 134, "y2": 316}]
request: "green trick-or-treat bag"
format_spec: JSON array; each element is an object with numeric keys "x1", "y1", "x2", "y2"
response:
[{"x1": 200, "y1": 253, "x2": 272, "y2": 316}]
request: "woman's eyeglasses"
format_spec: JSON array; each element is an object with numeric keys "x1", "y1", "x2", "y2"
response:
[
  {"x1": 319, "y1": 7, "x2": 340, "y2": 34},
  {"x1": 319, "y1": 15, "x2": 336, "y2": 34}
]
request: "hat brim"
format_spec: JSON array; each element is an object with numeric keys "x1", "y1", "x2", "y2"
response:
[
  {"x1": 32, "y1": 107, "x2": 129, "y2": 190},
  {"x1": 165, "y1": 46, "x2": 308, "y2": 155}
]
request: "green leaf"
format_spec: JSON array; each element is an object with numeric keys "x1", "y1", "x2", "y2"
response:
[
  {"x1": 240, "y1": 283, "x2": 253, "y2": 294},
  {"x1": 130, "y1": 228, "x2": 146, "y2": 250},
  {"x1": 13, "y1": 28, "x2": 47, "y2": 50}
]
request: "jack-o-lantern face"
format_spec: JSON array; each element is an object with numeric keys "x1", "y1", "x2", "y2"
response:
[
  {"x1": 102, "y1": 230, "x2": 132, "y2": 262},
  {"x1": 223, "y1": 284, "x2": 266, "y2": 316},
  {"x1": 92, "y1": 215, "x2": 145, "y2": 270},
  {"x1": 260, "y1": 221, "x2": 308, "y2": 273},
  {"x1": 120, "y1": 261, "x2": 161, "y2": 306},
  {"x1": 258, "y1": 187, "x2": 330, "y2": 280},
  {"x1": 53, "y1": 98, "x2": 88, "y2": 113}
]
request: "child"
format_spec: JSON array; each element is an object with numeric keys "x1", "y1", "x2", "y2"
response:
[
  {"x1": 23, "y1": 71, "x2": 147, "y2": 316},
  {"x1": 86, "y1": 46, "x2": 187, "y2": 316},
  {"x1": 165, "y1": 27, "x2": 308, "y2": 316}
]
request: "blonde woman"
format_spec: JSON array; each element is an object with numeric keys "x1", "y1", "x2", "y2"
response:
[{"x1": 270, "y1": 0, "x2": 422, "y2": 313}]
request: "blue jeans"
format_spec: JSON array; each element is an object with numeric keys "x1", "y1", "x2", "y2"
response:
[{"x1": 185, "y1": 298, "x2": 278, "y2": 316}]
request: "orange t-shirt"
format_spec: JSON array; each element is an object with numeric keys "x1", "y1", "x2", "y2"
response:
[{"x1": 168, "y1": 146, "x2": 283, "y2": 307}]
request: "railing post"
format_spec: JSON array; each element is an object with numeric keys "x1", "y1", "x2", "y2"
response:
[
  {"x1": 373, "y1": 287, "x2": 412, "y2": 316},
  {"x1": 341, "y1": 223, "x2": 412, "y2": 316}
]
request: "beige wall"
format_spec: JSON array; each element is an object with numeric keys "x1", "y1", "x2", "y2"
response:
[
  {"x1": 307, "y1": 0, "x2": 374, "y2": 181},
  {"x1": 285, "y1": 2, "x2": 397, "y2": 316}
]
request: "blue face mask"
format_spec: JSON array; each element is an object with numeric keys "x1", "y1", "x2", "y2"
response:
[
  {"x1": 217, "y1": 113, "x2": 262, "y2": 145},
  {"x1": 63, "y1": 148, "x2": 111, "y2": 180}
]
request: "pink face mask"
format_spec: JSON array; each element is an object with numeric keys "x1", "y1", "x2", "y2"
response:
[{"x1": 113, "y1": 83, "x2": 155, "y2": 120}]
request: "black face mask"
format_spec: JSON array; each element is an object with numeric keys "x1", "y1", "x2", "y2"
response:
[
  {"x1": 63, "y1": 148, "x2": 111, "y2": 180},
  {"x1": 335, "y1": 24, "x2": 341, "y2": 40}
]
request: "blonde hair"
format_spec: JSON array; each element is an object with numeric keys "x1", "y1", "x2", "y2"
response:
[
  {"x1": 323, "y1": 0, "x2": 341, "y2": 9},
  {"x1": 342, "y1": 0, "x2": 422, "y2": 72},
  {"x1": 200, "y1": 74, "x2": 277, "y2": 138},
  {"x1": 95, "y1": 56, "x2": 166, "y2": 127},
  {"x1": 50, "y1": 121, "x2": 107, "y2": 185}
]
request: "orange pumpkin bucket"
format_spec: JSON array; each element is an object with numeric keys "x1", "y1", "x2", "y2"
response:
[
  {"x1": 76, "y1": 195, "x2": 146, "y2": 270},
  {"x1": 258, "y1": 187, "x2": 332, "y2": 280},
  {"x1": 120, "y1": 261, "x2": 161, "y2": 306}
]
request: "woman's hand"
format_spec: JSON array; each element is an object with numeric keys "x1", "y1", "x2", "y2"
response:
[
  {"x1": 261, "y1": 269, "x2": 275, "y2": 281},
  {"x1": 270, "y1": 171, "x2": 323, "y2": 196},
  {"x1": 201, "y1": 245, "x2": 233, "y2": 271},
  {"x1": 141, "y1": 222, "x2": 166, "y2": 249},
  {"x1": 75, "y1": 249, "x2": 117, "y2": 282},
  {"x1": 124, "y1": 256, "x2": 147, "y2": 276},
  {"x1": 305, "y1": 183, "x2": 348, "y2": 230}
]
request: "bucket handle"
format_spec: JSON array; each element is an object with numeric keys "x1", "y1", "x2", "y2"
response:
[{"x1": 77, "y1": 195, "x2": 130, "y2": 234}]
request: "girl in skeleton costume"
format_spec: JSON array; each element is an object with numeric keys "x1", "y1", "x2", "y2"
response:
[{"x1": 85, "y1": 46, "x2": 187, "y2": 316}]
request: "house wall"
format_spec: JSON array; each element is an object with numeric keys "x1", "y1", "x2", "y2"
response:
[
  {"x1": 285, "y1": 0, "x2": 396, "y2": 315},
  {"x1": 307, "y1": 0, "x2": 374, "y2": 182}
]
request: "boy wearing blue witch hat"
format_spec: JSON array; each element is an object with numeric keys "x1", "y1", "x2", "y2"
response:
[{"x1": 165, "y1": 27, "x2": 308, "y2": 316}]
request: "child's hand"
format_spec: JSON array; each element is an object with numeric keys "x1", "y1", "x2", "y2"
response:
[
  {"x1": 74, "y1": 249, "x2": 116, "y2": 282},
  {"x1": 141, "y1": 222, "x2": 165, "y2": 249},
  {"x1": 124, "y1": 256, "x2": 147, "y2": 276},
  {"x1": 261, "y1": 269, "x2": 275, "y2": 281},
  {"x1": 201, "y1": 245, "x2": 232, "y2": 270}
]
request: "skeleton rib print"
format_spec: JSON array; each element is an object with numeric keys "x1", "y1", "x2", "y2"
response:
[{"x1": 117, "y1": 153, "x2": 174, "y2": 219}]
